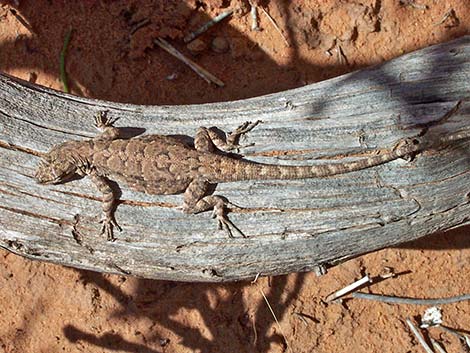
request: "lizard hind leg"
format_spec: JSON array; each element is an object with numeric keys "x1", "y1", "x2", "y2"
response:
[
  {"x1": 182, "y1": 179, "x2": 245, "y2": 238},
  {"x1": 194, "y1": 120, "x2": 262, "y2": 153}
]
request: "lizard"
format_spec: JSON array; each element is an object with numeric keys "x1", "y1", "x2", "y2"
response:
[{"x1": 35, "y1": 112, "x2": 421, "y2": 241}]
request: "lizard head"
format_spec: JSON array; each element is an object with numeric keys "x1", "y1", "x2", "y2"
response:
[{"x1": 35, "y1": 143, "x2": 81, "y2": 184}]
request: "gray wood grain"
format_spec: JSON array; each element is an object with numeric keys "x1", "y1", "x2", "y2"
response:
[{"x1": 0, "y1": 36, "x2": 469, "y2": 282}]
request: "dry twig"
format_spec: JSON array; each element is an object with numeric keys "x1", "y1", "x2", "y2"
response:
[
  {"x1": 251, "y1": 275, "x2": 292, "y2": 353},
  {"x1": 184, "y1": 9, "x2": 234, "y2": 43},
  {"x1": 437, "y1": 326, "x2": 470, "y2": 350},
  {"x1": 326, "y1": 275, "x2": 371, "y2": 302},
  {"x1": 130, "y1": 18, "x2": 150, "y2": 35},
  {"x1": 251, "y1": 314, "x2": 257, "y2": 346},
  {"x1": 293, "y1": 312, "x2": 309, "y2": 326},
  {"x1": 352, "y1": 292, "x2": 470, "y2": 305},
  {"x1": 430, "y1": 338, "x2": 447, "y2": 353},
  {"x1": 293, "y1": 312, "x2": 317, "y2": 326},
  {"x1": 256, "y1": 285, "x2": 292, "y2": 353},
  {"x1": 434, "y1": 9, "x2": 459, "y2": 27},
  {"x1": 406, "y1": 319, "x2": 434, "y2": 353},
  {"x1": 259, "y1": 7, "x2": 290, "y2": 47},
  {"x1": 9, "y1": 8, "x2": 34, "y2": 34},
  {"x1": 248, "y1": 1, "x2": 260, "y2": 31},
  {"x1": 154, "y1": 38, "x2": 224, "y2": 87},
  {"x1": 336, "y1": 44, "x2": 348, "y2": 66}
]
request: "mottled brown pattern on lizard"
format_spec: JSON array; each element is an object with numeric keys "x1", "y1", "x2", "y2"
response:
[{"x1": 35, "y1": 112, "x2": 420, "y2": 240}]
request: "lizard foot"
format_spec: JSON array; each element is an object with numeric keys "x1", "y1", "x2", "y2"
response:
[
  {"x1": 94, "y1": 111, "x2": 119, "y2": 130},
  {"x1": 100, "y1": 216, "x2": 122, "y2": 241},
  {"x1": 226, "y1": 120, "x2": 262, "y2": 151},
  {"x1": 211, "y1": 201, "x2": 246, "y2": 238}
]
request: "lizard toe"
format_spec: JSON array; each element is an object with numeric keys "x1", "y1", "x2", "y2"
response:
[
  {"x1": 215, "y1": 213, "x2": 245, "y2": 238},
  {"x1": 99, "y1": 216, "x2": 121, "y2": 241}
]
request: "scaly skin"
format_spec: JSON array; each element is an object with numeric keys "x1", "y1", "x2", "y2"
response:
[{"x1": 35, "y1": 112, "x2": 420, "y2": 240}]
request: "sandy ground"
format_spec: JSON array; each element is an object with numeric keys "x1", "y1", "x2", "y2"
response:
[{"x1": 0, "y1": 1, "x2": 469, "y2": 352}]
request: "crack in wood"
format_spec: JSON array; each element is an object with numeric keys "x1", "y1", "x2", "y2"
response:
[
  {"x1": 8, "y1": 114, "x2": 90, "y2": 139},
  {"x1": 55, "y1": 190, "x2": 178, "y2": 208},
  {"x1": 412, "y1": 168, "x2": 470, "y2": 187},
  {"x1": 414, "y1": 100, "x2": 462, "y2": 132},
  {"x1": 0, "y1": 204, "x2": 68, "y2": 225},
  {"x1": 0, "y1": 140, "x2": 42, "y2": 156},
  {"x1": 0, "y1": 187, "x2": 17, "y2": 197},
  {"x1": 0, "y1": 185, "x2": 75, "y2": 206}
]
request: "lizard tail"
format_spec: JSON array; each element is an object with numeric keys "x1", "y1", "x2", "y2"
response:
[{"x1": 225, "y1": 137, "x2": 420, "y2": 181}]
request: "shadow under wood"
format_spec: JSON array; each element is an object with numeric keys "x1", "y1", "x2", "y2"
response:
[
  {"x1": 64, "y1": 270, "x2": 306, "y2": 353},
  {"x1": 396, "y1": 224, "x2": 470, "y2": 251}
]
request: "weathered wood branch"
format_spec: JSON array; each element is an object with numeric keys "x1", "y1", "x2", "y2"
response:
[{"x1": 0, "y1": 36, "x2": 469, "y2": 282}]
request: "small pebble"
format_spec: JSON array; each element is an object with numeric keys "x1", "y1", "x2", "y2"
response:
[
  {"x1": 166, "y1": 73, "x2": 178, "y2": 81},
  {"x1": 211, "y1": 36, "x2": 229, "y2": 53},
  {"x1": 186, "y1": 38, "x2": 207, "y2": 54}
]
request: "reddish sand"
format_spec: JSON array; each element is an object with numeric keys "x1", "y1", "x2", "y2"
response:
[{"x1": 0, "y1": 1, "x2": 469, "y2": 352}]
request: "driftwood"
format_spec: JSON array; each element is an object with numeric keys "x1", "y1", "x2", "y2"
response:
[{"x1": 0, "y1": 36, "x2": 469, "y2": 282}]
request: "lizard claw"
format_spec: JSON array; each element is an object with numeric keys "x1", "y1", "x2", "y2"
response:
[
  {"x1": 99, "y1": 216, "x2": 122, "y2": 241},
  {"x1": 231, "y1": 120, "x2": 262, "y2": 136},
  {"x1": 217, "y1": 216, "x2": 246, "y2": 239},
  {"x1": 95, "y1": 111, "x2": 119, "y2": 130},
  {"x1": 226, "y1": 120, "x2": 262, "y2": 151},
  {"x1": 212, "y1": 203, "x2": 246, "y2": 238}
]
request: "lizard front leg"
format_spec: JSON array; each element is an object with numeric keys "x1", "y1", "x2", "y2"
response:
[
  {"x1": 182, "y1": 179, "x2": 245, "y2": 238},
  {"x1": 90, "y1": 171, "x2": 121, "y2": 241},
  {"x1": 78, "y1": 165, "x2": 121, "y2": 241},
  {"x1": 94, "y1": 111, "x2": 121, "y2": 141}
]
